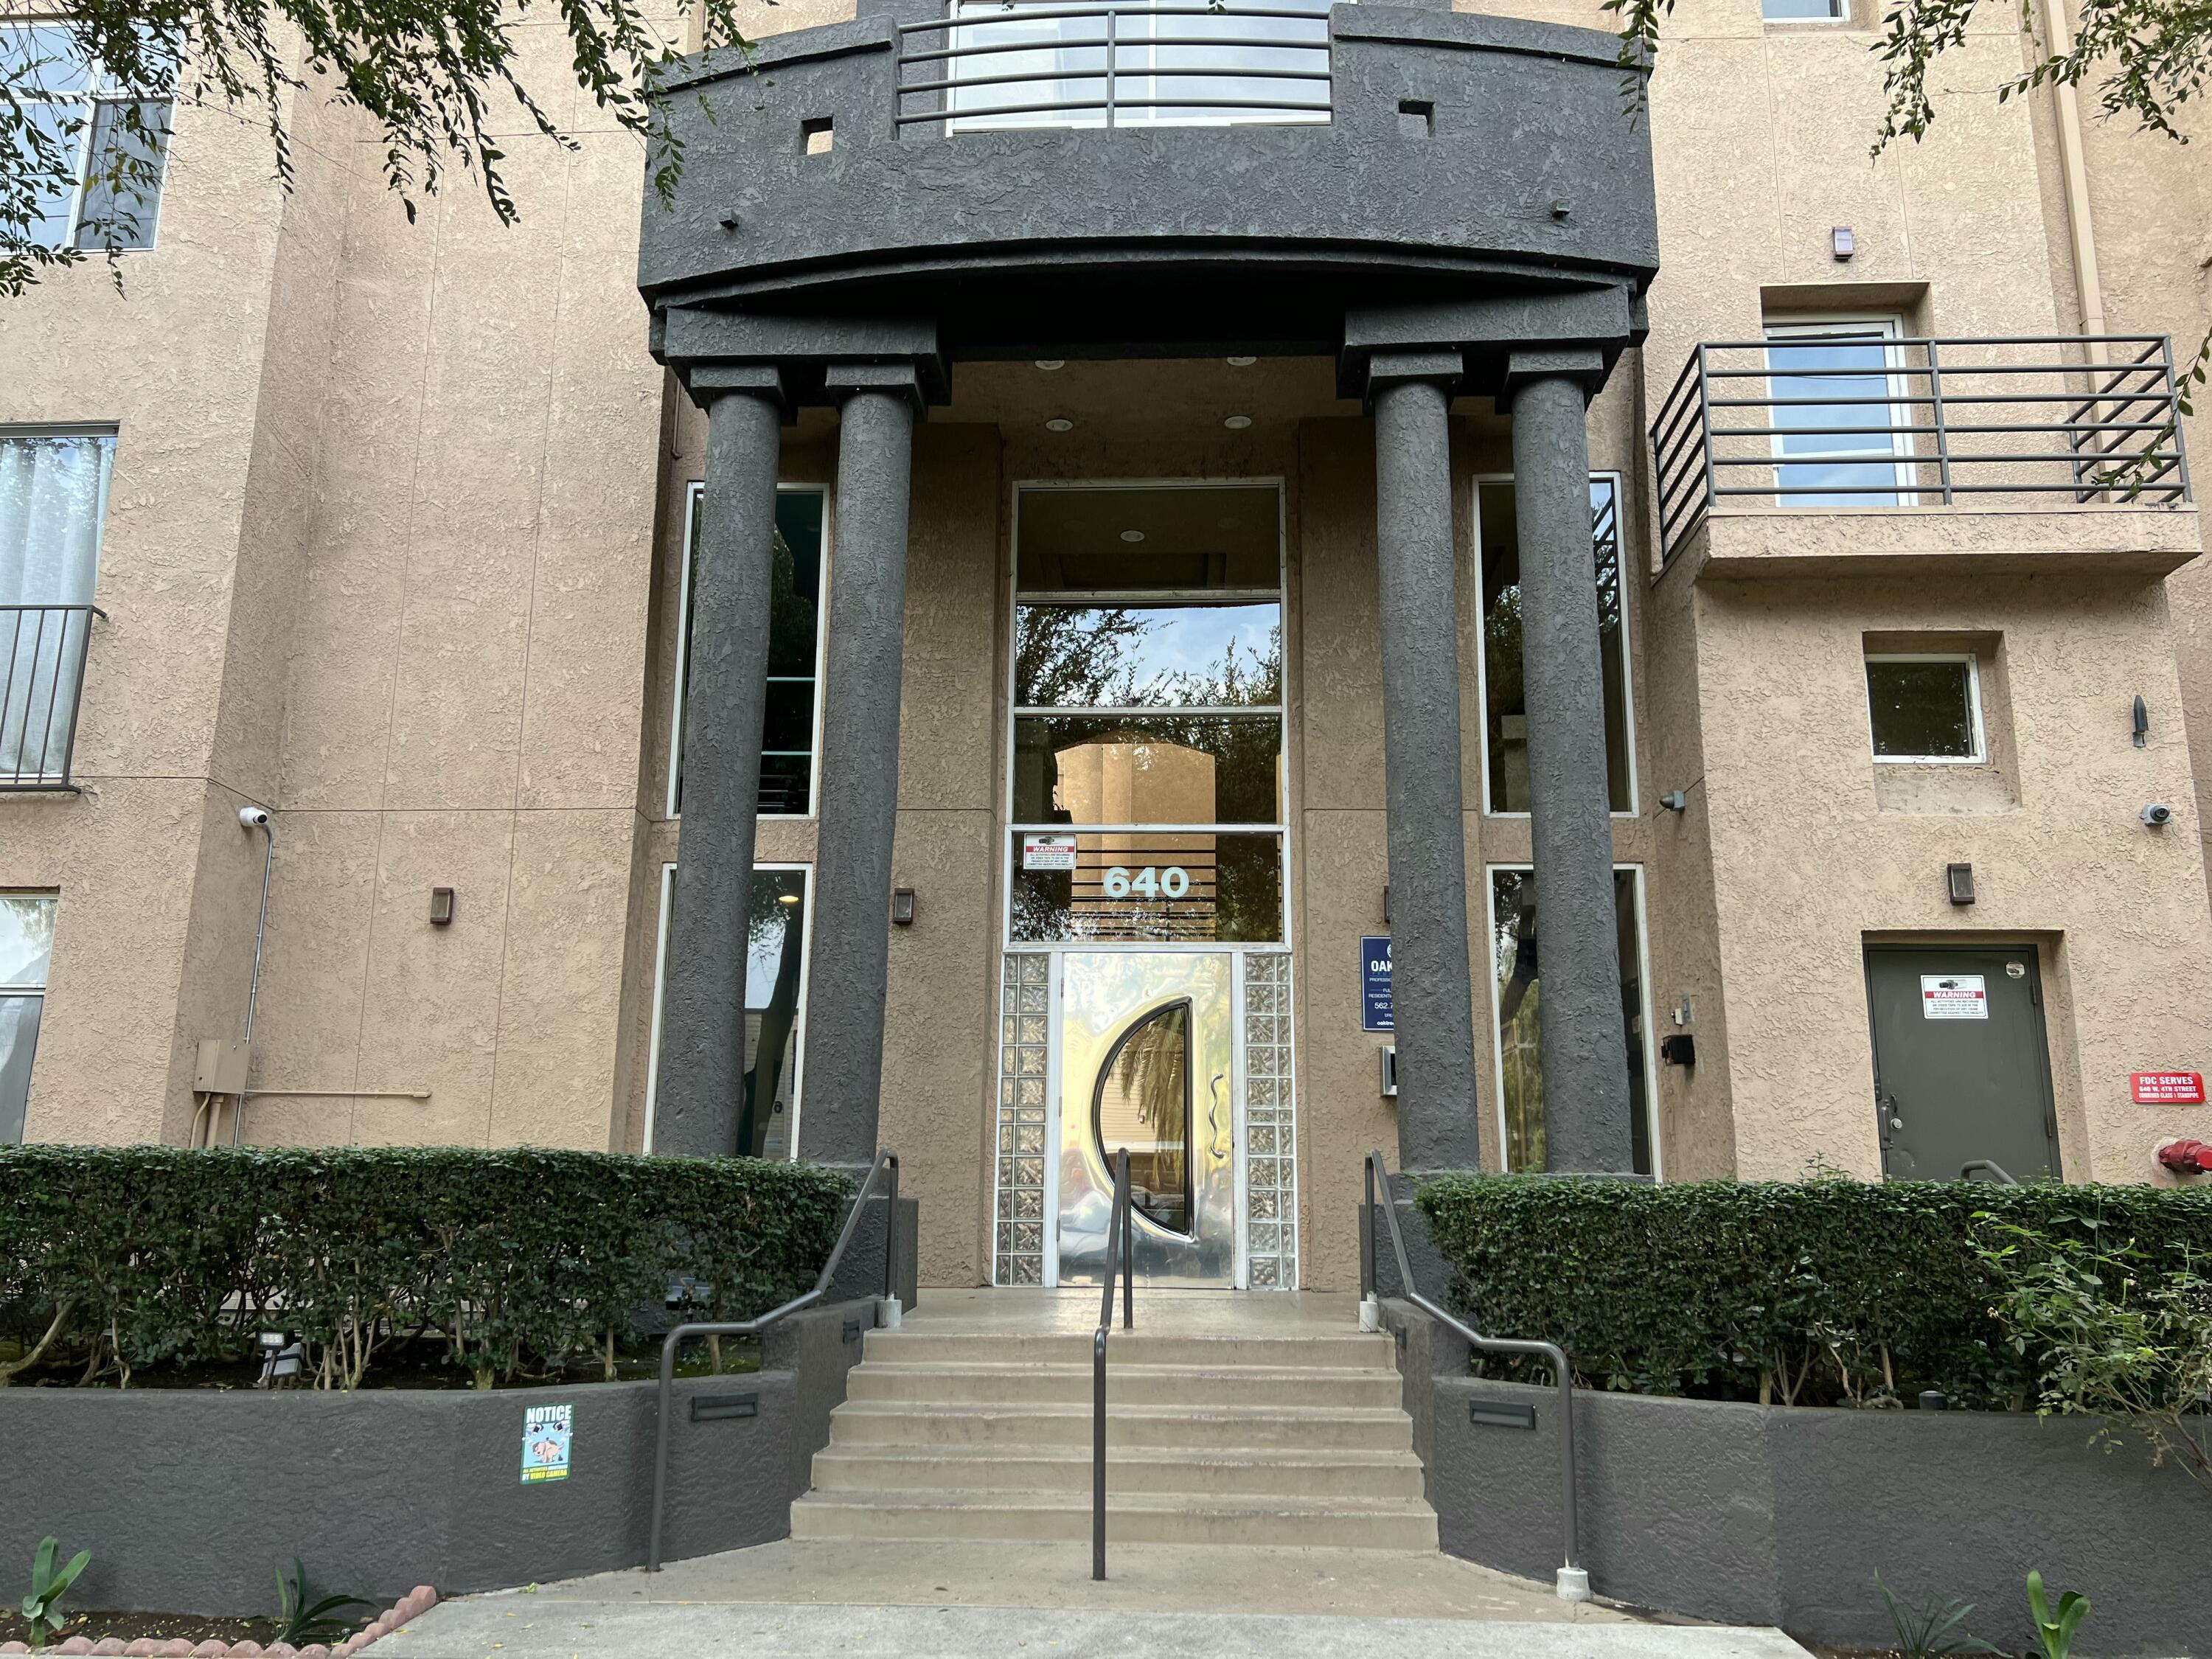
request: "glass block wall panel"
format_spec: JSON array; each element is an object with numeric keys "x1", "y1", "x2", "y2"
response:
[
  {"x1": 1242, "y1": 951, "x2": 1298, "y2": 1288},
  {"x1": 992, "y1": 950, "x2": 1051, "y2": 1286}
]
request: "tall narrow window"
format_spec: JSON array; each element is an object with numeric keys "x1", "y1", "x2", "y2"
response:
[
  {"x1": 0, "y1": 431, "x2": 112, "y2": 784},
  {"x1": 1763, "y1": 319, "x2": 1911, "y2": 506},
  {"x1": 1488, "y1": 867, "x2": 1654, "y2": 1176},
  {"x1": 1477, "y1": 476, "x2": 1635, "y2": 815},
  {"x1": 1007, "y1": 482, "x2": 1286, "y2": 944},
  {"x1": 669, "y1": 485, "x2": 827, "y2": 818},
  {"x1": 0, "y1": 894, "x2": 56, "y2": 1144},
  {"x1": 644, "y1": 865, "x2": 810, "y2": 1156},
  {"x1": 1, "y1": 24, "x2": 173, "y2": 250}
]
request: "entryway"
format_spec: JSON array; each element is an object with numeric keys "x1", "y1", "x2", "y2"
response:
[{"x1": 1864, "y1": 944, "x2": 2061, "y2": 1181}]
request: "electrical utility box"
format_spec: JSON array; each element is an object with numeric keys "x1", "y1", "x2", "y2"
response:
[{"x1": 193, "y1": 1038, "x2": 250, "y2": 1095}]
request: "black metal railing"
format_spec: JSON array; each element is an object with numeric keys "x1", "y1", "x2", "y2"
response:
[
  {"x1": 895, "y1": 1, "x2": 1332, "y2": 132},
  {"x1": 1362, "y1": 1150, "x2": 1587, "y2": 1600},
  {"x1": 0, "y1": 605, "x2": 103, "y2": 790},
  {"x1": 646, "y1": 1150, "x2": 900, "y2": 1572},
  {"x1": 1092, "y1": 1145, "x2": 1133, "y2": 1582},
  {"x1": 1652, "y1": 335, "x2": 2193, "y2": 562}
]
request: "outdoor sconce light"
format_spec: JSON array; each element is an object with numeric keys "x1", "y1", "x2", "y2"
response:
[
  {"x1": 1947, "y1": 863, "x2": 1976, "y2": 905},
  {"x1": 1659, "y1": 1034, "x2": 1697, "y2": 1067},
  {"x1": 1660, "y1": 790, "x2": 1687, "y2": 813},
  {"x1": 2134, "y1": 695, "x2": 2149, "y2": 748},
  {"x1": 891, "y1": 888, "x2": 917, "y2": 927},
  {"x1": 429, "y1": 886, "x2": 456, "y2": 926},
  {"x1": 1382, "y1": 883, "x2": 1391, "y2": 925},
  {"x1": 1831, "y1": 226, "x2": 1855, "y2": 261}
]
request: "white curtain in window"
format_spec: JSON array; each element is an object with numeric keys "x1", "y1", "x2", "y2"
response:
[{"x1": 0, "y1": 434, "x2": 112, "y2": 776}]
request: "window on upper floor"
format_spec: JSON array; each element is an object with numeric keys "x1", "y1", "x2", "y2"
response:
[
  {"x1": 0, "y1": 430, "x2": 112, "y2": 785},
  {"x1": 1763, "y1": 317, "x2": 1913, "y2": 507},
  {"x1": 0, "y1": 892, "x2": 55, "y2": 1143},
  {"x1": 1866, "y1": 653, "x2": 1986, "y2": 764},
  {"x1": 1762, "y1": 0, "x2": 1847, "y2": 18},
  {"x1": 1, "y1": 22, "x2": 173, "y2": 251}
]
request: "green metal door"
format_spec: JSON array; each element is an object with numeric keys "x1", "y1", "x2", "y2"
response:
[{"x1": 1864, "y1": 945, "x2": 2060, "y2": 1182}]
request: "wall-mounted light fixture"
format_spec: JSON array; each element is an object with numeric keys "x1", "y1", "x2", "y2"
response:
[
  {"x1": 1660, "y1": 790, "x2": 1688, "y2": 813},
  {"x1": 891, "y1": 888, "x2": 917, "y2": 927},
  {"x1": 430, "y1": 886, "x2": 456, "y2": 926},
  {"x1": 1382, "y1": 883, "x2": 1391, "y2": 925},
  {"x1": 1831, "y1": 226, "x2": 1855, "y2": 261},
  {"x1": 2134, "y1": 695, "x2": 2149, "y2": 748},
  {"x1": 1946, "y1": 863, "x2": 1976, "y2": 905}
]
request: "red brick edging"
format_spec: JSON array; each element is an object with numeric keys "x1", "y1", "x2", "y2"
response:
[{"x1": 0, "y1": 1585, "x2": 438, "y2": 1659}]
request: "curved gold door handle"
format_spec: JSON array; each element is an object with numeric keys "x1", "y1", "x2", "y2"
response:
[{"x1": 1207, "y1": 1072, "x2": 1231, "y2": 1158}]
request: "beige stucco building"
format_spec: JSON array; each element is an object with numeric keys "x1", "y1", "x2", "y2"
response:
[{"x1": 3, "y1": 0, "x2": 2209, "y2": 1293}]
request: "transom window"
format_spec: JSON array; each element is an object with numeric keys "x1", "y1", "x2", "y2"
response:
[
  {"x1": 1763, "y1": 0, "x2": 1847, "y2": 18},
  {"x1": 1007, "y1": 482, "x2": 1286, "y2": 944},
  {"x1": 1, "y1": 24, "x2": 172, "y2": 251},
  {"x1": 1866, "y1": 654, "x2": 1985, "y2": 763}
]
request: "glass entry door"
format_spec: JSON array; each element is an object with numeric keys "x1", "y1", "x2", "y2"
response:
[{"x1": 1055, "y1": 951, "x2": 1235, "y2": 1287}]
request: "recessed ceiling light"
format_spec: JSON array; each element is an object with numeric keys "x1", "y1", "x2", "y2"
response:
[
  {"x1": 1226, "y1": 356, "x2": 1256, "y2": 366},
  {"x1": 1120, "y1": 529, "x2": 1147, "y2": 543},
  {"x1": 1045, "y1": 417, "x2": 1075, "y2": 432},
  {"x1": 1223, "y1": 414, "x2": 1253, "y2": 430},
  {"x1": 1035, "y1": 359, "x2": 1065, "y2": 370}
]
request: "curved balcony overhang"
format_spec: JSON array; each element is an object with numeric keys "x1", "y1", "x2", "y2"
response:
[{"x1": 638, "y1": 1, "x2": 1659, "y2": 385}]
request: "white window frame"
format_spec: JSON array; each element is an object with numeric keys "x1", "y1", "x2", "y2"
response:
[
  {"x1": 1483, "y1": 863, "x2": 1663, "y2": 1180},
  {"x1": 0, "y1": 891, "x2": 56, "y2": 1144},
  {"x1": 1865, "y1": 652, "x2": 1987, "y2": 766},
  {"x1": 1472, "y1": 471, "x2": 1641, "y2": 819},
  {"x1": 999, "y1": 475, "x2": 1293, "y2": 954},
  {"x1": 641, "y1": 860, "x2": 814, "y2": 1156},
  {"x1": 1761, "y1": 316, "x2": 1919, "y2": 506},
  {"x1": 1761, "y1": 0, "x2": 1850, "y2": 23},
  {"x1": 1, "y1": 23, "x2": 170, "y2": 252},
  {"x1": 666, "y1": 481, "x2": 832, "y2": 822}
]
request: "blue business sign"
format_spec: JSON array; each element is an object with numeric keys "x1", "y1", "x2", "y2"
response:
[{"x1": 1361, "y1": 936, "x2": 1392, "y2": 1032}]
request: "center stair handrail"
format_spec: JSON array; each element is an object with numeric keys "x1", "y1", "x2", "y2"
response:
[
  {"x1": 1093, "y1": 1146, "x2": 1133, "y2": 1582},
  {"x1": 646, "y1": 1149, "x2": 901, "y2": 1572},
  {"x1": 1361, "y1": 1149, "x2": 1587, "y2": 1601}
]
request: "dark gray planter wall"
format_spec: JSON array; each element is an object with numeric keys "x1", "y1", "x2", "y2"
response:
[
  {"x1": 0, "y1": 1301, "x2": 880, "y2": 1615},
  {"x1": 1410, "y1": 1339, "x2": 2206, "y2": 1656}
]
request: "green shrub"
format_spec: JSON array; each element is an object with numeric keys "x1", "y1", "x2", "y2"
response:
[
  {"x1": 0, "y1": 1147, "x2": 849, "y2": 1389},
  {"x1": 1413, "y1": 1175, "x2": 2212, "y2": 1409}
]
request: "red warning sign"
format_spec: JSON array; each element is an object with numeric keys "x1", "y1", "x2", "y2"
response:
[{"x1": 2131, "y1": 1072, "x2": 2207, "y2": 1105}]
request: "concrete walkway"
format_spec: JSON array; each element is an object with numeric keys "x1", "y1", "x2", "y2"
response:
[{"x1": 373, "y1": 1540, "x2": 1810, "y2": 1658}]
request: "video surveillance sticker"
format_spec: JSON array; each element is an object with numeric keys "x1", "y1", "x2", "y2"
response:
[
  {"x1": 522, "y1": 1402, "x2": 574, "y2": 1483},
  {"x1": 1920, "y1": 975, "x2": 1989, "y2": 1020}
]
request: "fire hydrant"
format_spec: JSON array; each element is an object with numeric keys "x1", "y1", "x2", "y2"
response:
[{"x1": 2155, "y1": 1138, "x2": 2212, "y2": 1175}]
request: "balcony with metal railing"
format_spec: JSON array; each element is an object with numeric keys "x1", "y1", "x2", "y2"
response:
[
  {"x1": 1650, "y1": 335, "x2": 2200, "y2": 579},
  {"x1": 0, "y1": 603, "x2": 102, "y2": 790}
]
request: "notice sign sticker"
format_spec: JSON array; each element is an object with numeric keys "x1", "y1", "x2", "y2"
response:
[
  {"x1": 2132, "y1": 1071, "x2": 2207, "y2": 1105},
  {"x1": 1022, "y1": 834, "x2": 1077, "y2": 873},
  {"x1": 521, "y1": 1402, "x2": 573, "y2": 1484},
  {"x1": 1920, "y1": 975, "x2": 1989, "y2": 1020}
]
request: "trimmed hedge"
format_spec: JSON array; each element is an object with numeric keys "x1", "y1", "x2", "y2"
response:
[
  {"x1": 0, "y1": 1147, "x2": 850, "y2": 1388},
  {"x1": 1415, "y1": 1175, "x2": 2212, "y2": 1409}
]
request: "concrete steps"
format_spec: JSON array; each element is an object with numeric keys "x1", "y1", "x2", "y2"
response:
[{"x1": 793, "y1": 1321, "x2": 1439, "y2": 1549}]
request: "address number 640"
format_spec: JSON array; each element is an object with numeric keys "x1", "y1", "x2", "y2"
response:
[{"x1": 1103, "y1": 865, "x2": 1190, "y2": 900}]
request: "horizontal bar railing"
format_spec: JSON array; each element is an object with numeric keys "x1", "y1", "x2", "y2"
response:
[
  {"x1": 646, "y1": 1150, "x2": 900, "y2": 1573},
  {"x1": 1650, "y1": 335, "x2": 2193, "y2": 563},
  {"x1": 895, "y1": 1, "x2": 1332, "y2": 132},
  {"x1": 0, "y1": 604, "x2": 105, "y2": 790}
]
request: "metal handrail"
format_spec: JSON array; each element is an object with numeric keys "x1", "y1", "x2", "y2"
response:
[
  {"x1": 1092, "y1": 1145, "x2": 1133, "y2": 1581},
  {"x1": 646, "y1": 1149, "x2": 901, "y2": 1572},
  {"x1": 1650, "y1": 335, "x2": 2192, "y2": 563},
  {"x1": 1361, "y1": 1150, "x2": 1586, "y2": 1601},
  {"x1": 894, "y1": 1, "x2": 1332, "y2": 131},
  {"x1": 0, "y1": 603, "x2": 105, "y2": 791},
  {"x1": 1961, "y1": 1159, "x2": 2018, "y2": 1184}
]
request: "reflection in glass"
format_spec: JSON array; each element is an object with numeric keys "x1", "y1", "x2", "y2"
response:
[
  {"x1": 0, "y1": 992, "x2": 40, "y2": 1144},
  {"x1": 675, "y1": 487, "x2": 825, "y2": 816},
  {"x1": 1015, "y1": 603, "x2": 1281, "y2": 708},
  {"x1": 1013, "y1": 714, "x2": 1281, "y2": 825},
  {"x1": 1867, "y1": 658, "x2": 1979, "y2": 760},
  {"x1": 740, "y1": 869, "x2": 807, "y2": 1158},
  {"x1": 1010, "y1": 832, "x2": 1284, "y2": 943},
  {"x1": 1016, "y1": 484, "x2": 1281, "y2": 592},
  {"x1": 1479, "y1": 479, "x2": 1632, "y2": 813},
  {"x1": 1490, "y1": 869, "x2": 1651, "y2": 1175},
  {"x1": 1092, "y1": 1000, "x2": 1192, "y2": 1235},
  {"x1": 1764, "y1": 329, "x2": 1905, "y2": 505},
  {"x1": 0, "y1": 894, "x2": 55, "y2": 987}
]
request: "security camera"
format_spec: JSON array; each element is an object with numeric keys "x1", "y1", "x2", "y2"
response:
[
  {"x1": 2142, "y1": 803, "x2": 2174, "y2": 827},
  {"x1": 237, "y1": 806, "x2": 271, "y2": 830}
]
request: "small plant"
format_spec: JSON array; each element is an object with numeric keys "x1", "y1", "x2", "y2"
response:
[
  {"x1": 273, "y1": 1558, "x2": 372, "y2": 1648},
  {"x1": 1875, "y1": 1572, "x2": 1999, "y2": 1659},
  {"x1": 21, "y1": 1536, "x2": 90, "y2": 1652},
  {"x1": 2027, "y1": 1570, "x2": 2090, "y2": 1659}
]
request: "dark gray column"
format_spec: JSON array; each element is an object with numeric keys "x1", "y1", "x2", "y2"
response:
[
  {"x1": 799, "y1": 364, "x2": 921, "y2": 1169},
  {"x1": 1509, "y1": 358, "x2": 1634, "y2": 1172},
  {"x1": 657, "y1": 368, "x2": 786, "y2": 1158},
  {"x1": 1370, "y1": 352, "x2": 1483, "y2": 1174}
]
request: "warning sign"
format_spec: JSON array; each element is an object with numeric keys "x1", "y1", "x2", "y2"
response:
[
  {"x1": 1920, "y1": 975, "x2": 1989, "y2": 1020},
  {"x1": 521, "y1": 1402, "x2": 573, "y2": 1484},
  {"x1": 1022, "y1": 835, "x2": 1077, "y2": 872},
  {"x1": 2132, "y1": 1072, "x2": 2207, "y2": 1105}
]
